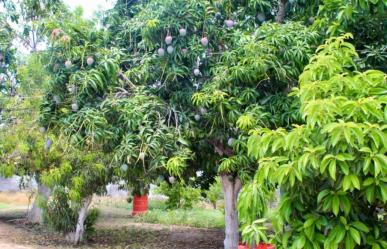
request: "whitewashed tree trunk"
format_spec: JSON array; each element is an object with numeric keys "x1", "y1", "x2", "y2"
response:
[
  {"x1": 221, "y1": 174, "x2": 242, "y2": 249},
  {"x1": 27, "y1": 180, "x2": 50, "y2": 224},
  {"x1": 66, "y1": 195, "x2": 92, "y2": 245}
]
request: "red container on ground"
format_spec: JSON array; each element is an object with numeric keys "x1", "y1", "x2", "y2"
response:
[
  {"x1": 238, "y1": 242, "x2": 275, "y2": 249},
  {"x1": 132, "y1": 195, "x2": 148, "y2": 215}
]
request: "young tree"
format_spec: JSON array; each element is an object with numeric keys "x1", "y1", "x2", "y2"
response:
[
  {"x1": 0, "y1": 116, "x2": 62, "y2": 223},
  {"x1": 0, "y1": 50, "x2": 62, "y2": 223},
  {"x1": 248, "y1": 34, "x2": 387, "y2": 248},
  {"x1": 41, "y1": 149, "x2": 107, "y2": 244},
  {"x1": 0, "y1": 2, "x2": 55, "y2": 223}
]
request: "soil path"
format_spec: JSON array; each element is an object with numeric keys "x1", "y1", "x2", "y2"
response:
[
  {"x1": 0, "y1": 220, "x2": 36, "y2": 249},
  {"x1": 0, "y1": 208, "x2": 224, "y2": 249}
]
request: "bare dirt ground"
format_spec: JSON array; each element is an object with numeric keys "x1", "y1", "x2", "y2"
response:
[{"x1": 0, "y1": 206, "x2": 224, "y2": 249}]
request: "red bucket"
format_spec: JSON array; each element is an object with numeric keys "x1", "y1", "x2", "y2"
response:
[
  {"x1": 238, "y1": 242, "x2": 275, "y2": 249},
  {"x1": 132, "y1": 195, "x2": 148, "y2": 215},
  {"x1": 258, "y1": 244, "x2": 275, "y2": 249}
]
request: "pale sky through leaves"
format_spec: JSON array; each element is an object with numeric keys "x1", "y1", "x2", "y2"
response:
[
  {"x1": 12, "y1": 0, "x2": 115, "y2": 55},
  {"x1": 64, "y1": 0, "x2": 115, "y2": 19}
]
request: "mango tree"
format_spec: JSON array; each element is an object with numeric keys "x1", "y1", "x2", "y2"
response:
[
  {"x1": 38, "y1": 8, "x2": 119, "y2": 243},
  {"x1": 103, "y1": 0, "x2": 231, "y2": 196},
  {"x1": 192, "y1": 21, "x2": 320, "y2": 248},
  {"x1": 39, "y1": 3, "x2": 191, "y2": 241},
  {"x1": 104, "y1": 1, "x2": 321, "y2": 248},
  {"x1": 248, "y1": 34, "x2": 387, "y2": 248}
]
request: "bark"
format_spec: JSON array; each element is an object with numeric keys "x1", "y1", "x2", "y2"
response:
[
  {"x1": 211, "y1": 139, "x2": 234, "y2": 157},
  {"x1": 66, "y1": 195, "x2": 93, "y2": 245},
  {"x1": 117, "y1": 71, "x2": 136, "y2": 89},
  {"x1": 276, "y1": 0, "x2": 288, "y2": 23},
  {"x1": 221, "y1": 174, "x2": 242, "y2": 249},
  {"x1": 26, "y1": 181, "x2": 50, "y2": 224},
  {"x1": 269, "y1": 188, "x2": 281, "y2": 209}
]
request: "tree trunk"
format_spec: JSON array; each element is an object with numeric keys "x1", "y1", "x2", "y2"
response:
[
  {"x1": 276, "y1": 0, "x2": 288, "y2": 23},
  {"x1": 221, "y1": 174, "x2": 242, "y2": 249},
  {"x1": 26, "y1": 180, "x2": 50, "y2": 224},
  {"x1": 66, "y1": 195, "x2": 93, "y2": 245}
]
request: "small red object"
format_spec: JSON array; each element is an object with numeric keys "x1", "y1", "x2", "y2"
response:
[
  {"x1": 238, "y1": 242, "x2": 275, "y2": 249},
  {"x1": 132, "y1": 195, "x2": 148, "y2": 215},
  {"x1": 258, "y1": 243, "x2": 275, "y2": 249}
]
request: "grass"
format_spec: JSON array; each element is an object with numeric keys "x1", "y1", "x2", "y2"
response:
[
  {"x1": 95, "y1": 196, "x2": 225, "y2": 229},
  {"x1": 115, "y1": 198, "x2": 224, "y2": 228},
  {"x1": 134, "y1": 208, "x2": 225, "y2": 228},
  {"x1": 0, "y1": 202, "x2": 11, "y2": 209}
]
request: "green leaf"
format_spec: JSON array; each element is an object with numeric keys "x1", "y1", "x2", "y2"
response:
[
  {"x1": 321, "y1": 155, "x2": 333, "y2": 173},
  {"x1": 332, "y1": 195, "x2": 340, "y2": 216},
  {"x1": 343, "y1": 175, "x2": 352, "y2": 191},
  {"x1": 351, "y1": 221, "x2": 369, "y2": 233},
  {"x1": 363, "y1": 178, "x2": 374, "y2": 187},
  {"x1": 294, "y1": 235, "x2": 306, "y2": 249},
  {"x1": 349, "y1": 227, "x2": 361, "y2": 245},
  {"x1": 374, "y1": 154, "x2": 387, "y2": 176},
  {"x1": 339, "y1": 162, "x2": 349, "y2": 175},
  {"x1": 304, "y1": 218, "x2": 315, "y2": 228},
  {"x1": 329, "y1": 160, "x2": 337, "y2": 180},
  {"x1": 334, "y1": 226, "x2": 346, "y2": 244},
  {"x1": 317, "y1": 189, "x2": 330, "y2": 203},
  {"x1": 365, "y1": 186, "x2": 375, "y2": 203},
  {"x1": 345, "y1": 234, "x2": 355, "y2": 249},
  {"x1": 351, "y1": 175, "x2": 361, "y2": 190},
  {"x1": 380, "y1": 184, "x2": 387, "y2": 202},
  {"x1": 341, "y1": 196, "x2": 351, "y2": 215}
]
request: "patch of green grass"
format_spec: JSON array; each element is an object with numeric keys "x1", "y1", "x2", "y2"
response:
[
  {"x1": 0, "y1": 202, "x2": 11, "y2": 209},
  {"x1": 98, "y1": 198, "x2": 224, "y2": 229},
  {"x1": 134, "y1": 208, "x2": 225, "y2": 228}
]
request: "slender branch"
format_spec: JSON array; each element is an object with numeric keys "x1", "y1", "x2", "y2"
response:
[{"x1": 117, "y1": 71, "x2": 136, "y2": 89}]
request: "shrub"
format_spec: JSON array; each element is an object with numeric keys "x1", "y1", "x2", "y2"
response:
[
  {"x1": 156, "y1": 181, "x2": 201, "y2": 209},
  {"x1": 42, "y1": 188, "x2": 99, "y2": 236}
]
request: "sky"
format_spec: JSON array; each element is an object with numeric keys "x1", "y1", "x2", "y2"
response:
[{"x1": 64, "y1": 0, "x2": 115, "y2": 19}]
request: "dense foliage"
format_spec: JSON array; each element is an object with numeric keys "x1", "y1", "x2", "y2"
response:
[
  {"x1": 156, "y1": 181, "x2": 201, "y2": 209},
  {"x1": 248, "y1": 34, "x2": 387, "y2": 248},
  {"x1": 0, "y1": 0, "x2": 386, "y2": 247}
]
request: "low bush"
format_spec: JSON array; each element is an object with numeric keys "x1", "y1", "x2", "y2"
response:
[
  {"x1": 156, "y1": 182, "x2": 201, "y2": 209},
  {"x1": 42, "y1": 188, "x2": 99, "y2": 237}
]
